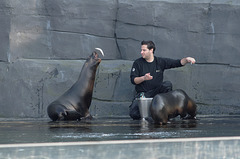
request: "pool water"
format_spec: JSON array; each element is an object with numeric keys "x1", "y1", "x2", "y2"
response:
[{"x1": 0, "y1": 115, "x2": 240, "y2": 158}]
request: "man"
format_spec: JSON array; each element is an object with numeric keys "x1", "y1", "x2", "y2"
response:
[{"x1": 129, "y1": 40, "x2": 196, "y2": 120}]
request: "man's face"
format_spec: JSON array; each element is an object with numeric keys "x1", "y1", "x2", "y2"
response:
[{"x1": 141, "y1": 45, "x2": 153, "y2": 60}]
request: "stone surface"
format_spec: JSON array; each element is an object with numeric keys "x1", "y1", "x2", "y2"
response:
[
  {"x1": 0, "y1": 1, "x2": 11, "y2": 62},
  {"x1": 0, "y1": 0, "x2": 240, "y2": 118}
]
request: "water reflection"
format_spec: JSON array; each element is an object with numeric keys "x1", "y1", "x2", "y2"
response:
[
  {"x1": 0, "y1": 115, "x2": 240, "y2": 144},
  {"x1": 1, "y1": 116, "x2": 240, "y2": 159},
  {"x1": 46, "y1": 117, "x2": 199, "y2": 141}
]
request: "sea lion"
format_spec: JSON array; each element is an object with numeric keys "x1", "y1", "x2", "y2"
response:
[
  {"x1": 150, "y1": 89, "x2": 197, "y2": 125},
  {"x1": 47, "y1": 49, "x2": 104, "y2": 121}
]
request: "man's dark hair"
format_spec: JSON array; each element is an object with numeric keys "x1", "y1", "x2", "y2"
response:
[{"x1": 141, "y1": 40, "x2": 156, "y2": 53}]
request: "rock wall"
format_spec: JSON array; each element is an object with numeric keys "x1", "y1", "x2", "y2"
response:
[{"x1": 0, "y1": 0, "x2": 240, "y2": 118}]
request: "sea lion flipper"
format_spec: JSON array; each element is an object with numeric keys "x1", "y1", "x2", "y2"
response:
[{"x1": 80, "y1": 114, "x2": 93, "y2": 120}]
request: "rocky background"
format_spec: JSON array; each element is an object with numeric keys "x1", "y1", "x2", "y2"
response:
[{"x1": 0, "y1": 0, "x2": 240, "y2": 118}]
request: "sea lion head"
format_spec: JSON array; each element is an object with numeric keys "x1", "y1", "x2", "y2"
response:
[
  {"x1": 85, "y1": 48, "x2": 104, "y2": 69},
  {"x1": 86, "y1": 52, "x2": 102, "y2": 69},
  {"x1": 92, "y1": 51, "x2": 101, "y2": 64}
]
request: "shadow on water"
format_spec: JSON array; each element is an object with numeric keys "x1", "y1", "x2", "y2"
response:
[{"x1": 0, "y1": 115, "x2": 240, "y2": 144}]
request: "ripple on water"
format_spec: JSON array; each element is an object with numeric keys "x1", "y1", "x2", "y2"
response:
[{"x1": 53, "y1": 131, "x2": 192, "y2": 140}]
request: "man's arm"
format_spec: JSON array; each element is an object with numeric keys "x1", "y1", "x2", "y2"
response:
[{"x1": 134, "y1": 73, "x2": 153, "y2": 84}]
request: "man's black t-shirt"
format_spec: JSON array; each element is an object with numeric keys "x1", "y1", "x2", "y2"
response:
[{"x1": 130, "y1": 56, "x2": 183, "y2": 93}]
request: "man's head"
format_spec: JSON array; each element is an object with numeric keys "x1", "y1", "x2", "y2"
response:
[
  {"x1": 141, "y1": 41, "x2": 155, "y2": 53},
  {"x1": 141, "y1": 41, "x2": 155, "y2": 62}
]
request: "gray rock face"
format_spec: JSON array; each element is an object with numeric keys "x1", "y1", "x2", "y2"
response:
[{"x1": 1, "y1": 0, "x2": 240, "y2": 118}]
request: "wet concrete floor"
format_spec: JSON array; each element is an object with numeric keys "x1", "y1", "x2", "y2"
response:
[
  {"x1": 0, "y1": 115, "x2": 240, "y2": 144},
  {"x1": 0, "y1": 115, "x2": 240, "y2": 158}
]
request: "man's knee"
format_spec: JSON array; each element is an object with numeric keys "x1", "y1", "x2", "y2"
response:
[{"x1": 129, "y1": 100, "x2": 141, "y2": 120}]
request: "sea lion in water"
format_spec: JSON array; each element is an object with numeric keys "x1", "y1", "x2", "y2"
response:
[
  {"x1": 47, "y1": 49, "x2": 104, "y2": 121},
  {"x1": 150, "y1": 89, "x2": 197, "y2": 125}
]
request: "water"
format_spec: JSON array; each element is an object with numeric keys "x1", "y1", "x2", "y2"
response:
[
  {"x1": 0, "y1": 115, "x2": 240, "y2": 144},
  {"x1": 0, "y1": 115, "x2": 240, "y2": 158}
]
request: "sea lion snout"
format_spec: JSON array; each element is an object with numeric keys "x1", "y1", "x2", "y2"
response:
[
  {"x1": 92, "y1": 48, "x2": 104, "y2": 64},
  {"x1": 91, "y1": 51, "x2": 101, "y2": 64}
]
